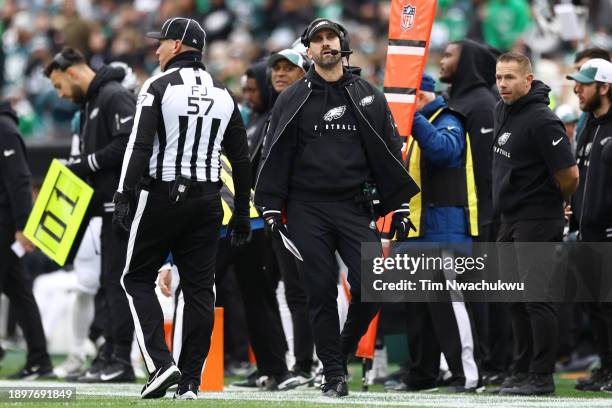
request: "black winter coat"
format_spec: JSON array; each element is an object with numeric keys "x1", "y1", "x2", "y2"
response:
[
  {"x1": 0, "y1": 101, "x2": 32, "y2": 230},
  {"x1": 254, "y1": 67, "x2": 419, "y2": 216},
  {"x1": 79, "y1": 65, "x2": 136, "y2": 213}
]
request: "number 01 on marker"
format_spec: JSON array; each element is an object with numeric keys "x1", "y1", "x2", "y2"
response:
[{"x1": 23, "y1": 159, "x2": 93, "y2": 266}]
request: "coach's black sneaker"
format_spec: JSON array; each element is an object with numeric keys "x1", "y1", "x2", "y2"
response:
[
  {"x1": 496, "y1": 372, "x2": 529, "y2": 393},
  {"x1": 230, "y1": 369, "x2": 260, "y2": 388},
  {"x1": 174, "y1": 383, "x2": 198, "y2": 400},
  {"x1": 291, "y1": 365, "x2": 315, "y2": 387},
  {"x1": 99, "y1": 359, "x2": 136, "y2": 383},
  {"x1": 576, "y1": 368, "x2": 612, "y2": 391},
  {"x1": 75, "y1": 354, "x2": 108, "y2": 383},
  {"x1": 141, "y1": 363, "x2": 181, "y2": 399},
  {"x1": 483, "y1": 371, "x2": 508, "y2": 386},
  {"x1": 321, "y1": 376, "x2": 348, "y2": 398},
  {"x1": 500, "y1": 373, "x2": 555, "y2": 396},
  {"x1": 386, "y1": 380, "x2": 438, "y2": 393},
  {"x1": 442, "y1": 378, "x2": 485, "y2": 394},
  {"x1": 263, "y1": 372, "x2": 301, "y2": 391},
  {"x1": 8, "y1": 364, "x2": 55, "y2": 380}
]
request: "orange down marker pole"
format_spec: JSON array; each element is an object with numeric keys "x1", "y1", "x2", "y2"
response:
[{"x1": 377, "y1": 0, "x2": 437, "y2": 236}]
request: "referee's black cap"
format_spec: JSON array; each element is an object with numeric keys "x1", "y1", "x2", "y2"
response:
[{"x1": 147, "y1": 17, "x2": 206, "y2": 51}]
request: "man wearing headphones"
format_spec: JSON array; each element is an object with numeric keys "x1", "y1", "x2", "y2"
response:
[
  {"x1": 45, "y1": 48, "x2": 136, "y2": 383},
  {"x1": 255, "y1": 18, "x2": 419, "y2": 397}
]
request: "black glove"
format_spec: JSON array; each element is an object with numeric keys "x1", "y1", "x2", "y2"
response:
[
  {"x1": 389, "y1": 203, "x2": 416, "y2": 241},
  {"x1": 227, "y1": 215, "x2": 252, "y2": 247},
  {"x1": 112, "y1": 191, "x2": 133, "y2": 235},
  {"x1": 262, "y1": 209, "x2": 287, "y2": 238},
  {"x1": 66, "y1": 155, "x2": 93, "y2": 179}
]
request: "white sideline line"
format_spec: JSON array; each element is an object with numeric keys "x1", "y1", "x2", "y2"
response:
[{"x1": 2, "y1": 381, "x2": 612, "y2": 407}]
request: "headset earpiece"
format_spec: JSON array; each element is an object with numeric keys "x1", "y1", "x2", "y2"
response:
[
  {"x1": 335, "y1": 22, "x2": 350, "y2": 54},
  {"x1": 300, "y1": 26, "x2": 310, "y2": 48}
]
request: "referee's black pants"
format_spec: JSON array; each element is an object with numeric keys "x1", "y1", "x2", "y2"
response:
[
  {"x1": 121, "y1": 183, "x2": 222, "y2": 387},
  {"x1": 0, "y1": 222, "x2": 51, "y2": 369},
  {"x1": 497, "y1": 218, "x2": 563, "y2": 374},
  {"x1": 287, "y1": 199, "x2": 380, "y2": 379}
]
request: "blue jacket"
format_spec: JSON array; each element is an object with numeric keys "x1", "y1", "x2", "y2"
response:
[{"x1": 410, "y1": 96, "x2": 470, "y2": 243}]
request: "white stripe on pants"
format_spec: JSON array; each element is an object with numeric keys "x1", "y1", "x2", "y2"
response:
[{"x1": 120, "y1": 190, "x2": 156, "y2": 373}]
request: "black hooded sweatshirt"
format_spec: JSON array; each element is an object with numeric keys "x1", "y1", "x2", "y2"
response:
[
  {"x1": 79, "y1": 64, "x2": 136, "y2": 213},
  {"x1": 286, "y1": 67, "x2": 370, "y2": 201},
  {"x1": 0, "y1": 101, "x2": 32, "y2": 230},
  {"x1": 571, "y1": 106, "x2": 612, "y2": 240},
  {"x1": 492, "y1": 80, "x2": 576, "y2": 222},
  {"x1": 245, "y1": 60, "x2": 275, "y2": 180},
  {"x1": 447, "y1": 39, "x2": 500, "y2": 226}
]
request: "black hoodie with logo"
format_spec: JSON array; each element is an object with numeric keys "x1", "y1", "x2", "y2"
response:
[
  {"x1": 447, "y1": 39, "x2": 500, "y2": 226},
  {"x1": 79, "y1": 65, "x2": 136, "y2": 213},
  {"x1": 492, "y1": 80, "x2": 576, "y2": 222},
  {"x1": 287, "y1": 68, "x2": 370, "y2": 201},
  {"x1": 571, "y1": 107, "x2": 612, "y2": 240},
  {"x1": 256, "y1": 66, "x2": 419, "y2": 214},
  {"x1": 0, "y1": 101, "x2": 32, "y2": 230}
]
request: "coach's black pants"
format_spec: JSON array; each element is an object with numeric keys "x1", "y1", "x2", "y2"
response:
[
  {"x1": 270, "y1": 234, "x2": 314, "y2": 372},
  {"x1": 121, "y1": 185, "x2": 222, "y2": 387},
  {"x1": 0, "y1": 222, "x2": 51, "y2": 368},
  {"x1": 216, "y1": 231, "x2": 289, "y2": 377},
  {"x1": 287, "y1": 199, "x2": 380, "y2": 379},
  {"x1": 471, "y1": 222, "x2": 513, "y2": 373},
  {"x1": 497, "y1": 218, "x2": 563, "y2": 374},
  {"x1": 576, "y1": 229, "x2": 612, "y2": 369},
  {"x1": 404, "y1": 299, "x2": 480, "y2": 388},
  {"x1": 101, "y1": 214, "x2": 134, "y2": 363}
]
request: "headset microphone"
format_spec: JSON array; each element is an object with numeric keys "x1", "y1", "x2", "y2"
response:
[{"x1": 329, "y1": 49, "x2": 353, "y2": 56}]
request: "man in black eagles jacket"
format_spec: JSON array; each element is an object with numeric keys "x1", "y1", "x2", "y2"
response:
[
  {"x1": 492, "y1": 52, "x2": 578, "y2": 396},
  {"x1": 255, "y1": 18, "x2": 419, "y2": 397},
  {"x1": 567, "y1": 58, "x2": 612, "y2": 392},
  {"x1": 45, "y1": 47, "x2": 136, "y2": 382}
]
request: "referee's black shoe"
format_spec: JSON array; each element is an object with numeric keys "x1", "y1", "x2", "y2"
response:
[
  {"x1": 321, "y1": 376, "x2": 348, "y2": 398},
  {"x1": 174, "y1": 383, "x2": 198, "y2": 400},
  {"x1": 141, "y1": 363, "x2": 181, "y2": 399}
]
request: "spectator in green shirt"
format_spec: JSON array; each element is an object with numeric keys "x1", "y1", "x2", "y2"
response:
[{"x1": 483, "y1": 0, "x2": 531, "y2": 51}]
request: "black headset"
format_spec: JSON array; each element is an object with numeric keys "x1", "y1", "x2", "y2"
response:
[
  {"x1": 52, "y1": 52, "x2": 74, "y2": 70},
  {"x1": 300, "y1": 19, "x2": 351, "y2": 55}
]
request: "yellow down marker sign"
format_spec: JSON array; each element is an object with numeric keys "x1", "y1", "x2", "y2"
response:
[{"x1": 23, "y1": 159, "x2": 93, "y2": 266}]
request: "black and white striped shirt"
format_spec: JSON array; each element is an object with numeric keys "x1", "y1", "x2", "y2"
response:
[{"x1": 118, "y1": 53, "x2": 249, "y2": 197}]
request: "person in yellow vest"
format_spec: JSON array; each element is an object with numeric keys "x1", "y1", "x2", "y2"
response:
[{"x1": 388, "y1": 74, "x2": 482, "y2": 393}]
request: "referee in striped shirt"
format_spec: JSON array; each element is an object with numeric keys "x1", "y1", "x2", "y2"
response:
[{"x1": 112, "y1": 17, "x2": 251, "y2": 399}]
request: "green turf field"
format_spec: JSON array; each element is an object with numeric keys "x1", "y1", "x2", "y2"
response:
[{"x1": 1, "y1": 350, "x2": 612, "y2": 407}]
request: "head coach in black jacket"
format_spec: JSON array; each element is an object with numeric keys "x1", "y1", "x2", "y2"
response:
[
  {"x1": 0, "y1": 100, "x2": 54, "y2": 379},
  {"x1": 254, "y1": 18, "x2": 419, "y2": 397},
  {"x1": 45, "y1": 48, "x2": 136, "y2": 383}
]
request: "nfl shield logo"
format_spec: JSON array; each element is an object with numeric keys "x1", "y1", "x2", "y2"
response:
[{"x1": 401, "y1": 4, "x2": 416, "y2": 31}]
